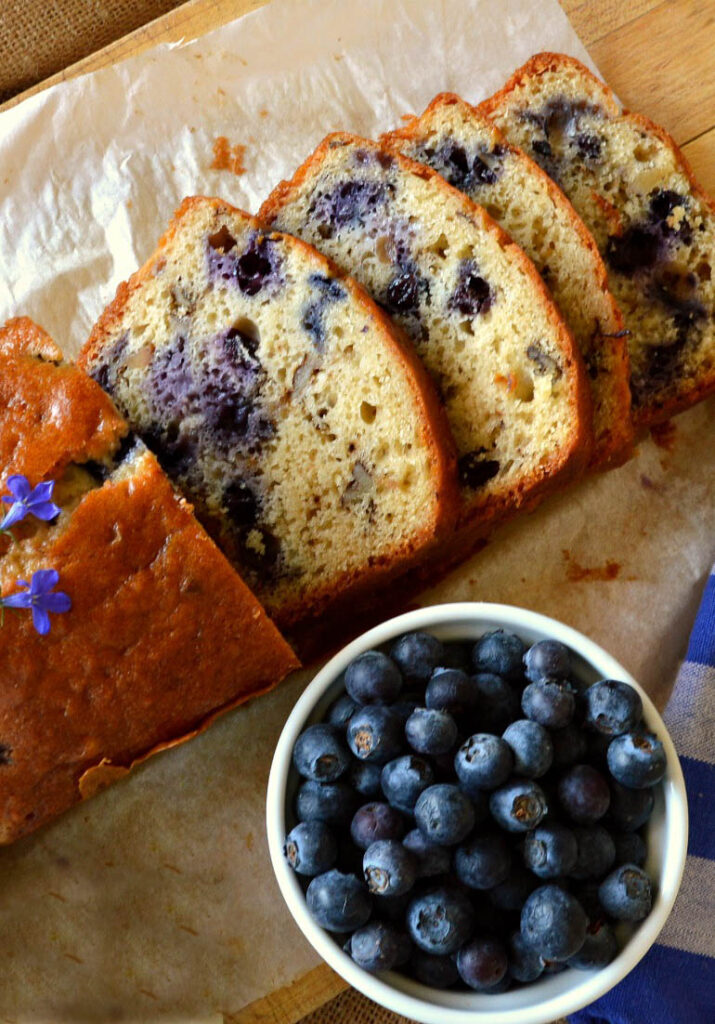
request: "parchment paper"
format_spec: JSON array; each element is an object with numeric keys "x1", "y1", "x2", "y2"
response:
[{"x1": 0, "y1": 0, "x2": 712, "y2": 1021}]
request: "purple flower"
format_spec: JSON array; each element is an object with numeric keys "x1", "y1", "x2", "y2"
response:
[
  {"x1": 0, "y1": 475, "x2": 61, "y2": 532},
  {"x1": 1, "y1": 569, "x2": 71, "y2": 635}
]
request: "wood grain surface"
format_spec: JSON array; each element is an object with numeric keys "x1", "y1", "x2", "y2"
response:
[{"x1": 1, "y1": 2, "x2": 711, "y2": 1022}]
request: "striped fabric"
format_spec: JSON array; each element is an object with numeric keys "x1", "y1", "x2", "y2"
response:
[{"x1": 571, "y1": 568, "x2": 715, "y2": 1023}]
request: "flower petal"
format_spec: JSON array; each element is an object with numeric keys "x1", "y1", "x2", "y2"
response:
[
  {"x1": 1, "y1": 591, "x2": 32, "y2": 609},
  {"x1": 29, "y1": 569, "x2": 60, "y2": 594},
  {"x1": 31, "y1": 606, "x2": 51, "y2": 635},
  {"x1": 0, "y1": 503, "x2": 27, "y2": 531},
  {"x1": 5, "y1": 475, "x2": 31, "y2": 501},
  {"x1": 41, "y1": 591, "x2": 71, "y2": 614},
  {"x1": 29, "y1": 481, "x2": 55, "y2": 504},
  {"x1": 29, "y1": 501, "x2": 61, "y2": 522}
]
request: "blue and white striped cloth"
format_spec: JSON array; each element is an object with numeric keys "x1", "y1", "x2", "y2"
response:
[{"x1": 571, "y1": 567, "x2": 715, "y2": 1024}]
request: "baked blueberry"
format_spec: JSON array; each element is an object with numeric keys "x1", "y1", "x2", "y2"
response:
[
  {"x1": 296, "y1": 780, "x2": 358, "y2": 826},
  {"x1": 414, "y1": 784, "x2": 476, "y2": 846},
  {"x1": 389, "y1": 631, "x2": 445, "y2": 684},
  {"x1": 456, "y1": 936, "x2": 509, "y2": 991},
  {"x1": 570, "y1": 825, "x2": 616, "y2": 879},
  {"x1": 598, "y1": 864, "x2": 653, "y2": 920},
  {"x1": 345, "y1": 650, "x2": 403, "y2": 705},
  {"x1": 350, "y1": 802, "x2": 407, "y2": 849},
  {"x1": 502, "y1": 720, "x2": 553, "y2": 778},
  {"x1": 522, "y1": 680, "x2": 575, "y2": 728},
  {"x1": 454, "y1": 733, "x2": 513, "y2": 792},
  {"x1": 348, "y1": 706, "x2": 404, "y2": 763},
  {"x1": 364, "y1": 839, "x2": 418, "y2": 896},
  {"x1": 449, "y1": 260, "x2": 493, "y2": 317},
  {"x1": 523, "y1": 639, "x2": 571, "y2": 683},
  {"x1": 454, "y1": 833, "x2": 512, "y2": 890},
  {"x1": 306, "y1": 870, "x2": 372, "y2": 932},
  {"x1": 523, "y1": 823, "x2": 578, "y2": 879},
  {"x1": 508, "y1": 930, "x2": 544, "y2": 983},
  {"x1": 558, "y1": 764, "x2": 611, "y2": 824},
  {"x1": 381, "y1": 755, "x2": 434, "y2": 813},
  {"x1": 403, "y1": 828, "x2": 452, "y2": 878},
  {"x1": 608, "y1": 780, "x2": 655, "y2": 831},
  {"x1": 405, "y1": 708, "x2": 458, "y2": 756},
  {"x1": 489, "y1": 779, "x2": 548, "y2": 833},
  {"x1": 406, "y1": 886, "x2": 475, "y2": 954},
  {"x1": 348, "y1": 920, "x2": 412, "y2": 972},
  {"x1": 607, "y1": 731, "x2": 666, "y2": 788},
  {"x1": 292, "y1": 723, "x2": 351, "y2": 782},
  {"x1": 425, "y1": 669, "x2": 478, "y2": 719},
  {"x1": 472, "y1": 673, "x2": 521, "y2": 731},
  {"x1": 408, "y1": 949, "x2": 460, "y2": 988},
  {"x1": 613, "y1": 831, "x2": 647, "y2": 867},
  {"x1": 567, "y1": 920, "x2": 618, "y2": 970},
  {"x1": 584, "y1": 680, "x2": 643, "y2": 736},
  {"x1": 472, "y1": 629, "x2": 526, "y2": 680},
  {"x1": 326, "y1": 692, "x2": 357, "y2": 728},
  {"x1": 520, "y1": 884, "x2": 588, "y2": 960},
  {"x1": 283, "y1": 821, "x2": 338, "y2": 876},
  {"x1": 348, "y1": 761, "x2": 384, "y2": 798}
]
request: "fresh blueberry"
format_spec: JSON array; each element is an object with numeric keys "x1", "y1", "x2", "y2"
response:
[
  {"x1": 584, "y1": 680, "x2": 643, "y2": 736},
  {"x1": 508, "y1": 930, "x2": 544, "y2": 982},
  {"x1": 296, "y1": 780, "x2": 358, "y2": 826},
  {"x1": 326, "y1": 693, "x2": 357, "y2": 728},
  {"x1": 472, "y1": 630, "x2": 526, "y2": 680},
  {"x1": 558, "y1": 764, "x2": 611, "y2": 824},
  {"x1": 489, "y1": 866, "x2": 537, "y2": 912},
  {"x1": 405, "y1": 708, "x2": 458, "y2": 756},
  {"x1": 350, "y1": 802, "x2": 407, "y2": 849},
  {"x1": 489, "y1": 779, "x2": 548, "y2": 833},
  {"x1": 598, "y1": 864, "x2": 653, "y2": 920},
  {"x1": 348, "y1": 706, "x2": 404, "y2": 763},
  {"x1": 502, "y1": 720, "x2": 553, "y2": 778},
  {"x1": 283, "y1": 821, "x2": 337, "y2": 876},
  {"x1": 345, "y1": 650, "x2": 403, "y2": 705},
  {"x1": 455, "y1": 833, "x2": 512, "y2": 890},
  {"x1": 381, "y1": 756, "x2": 434, "y2": 813},
  {"x1": 364, "y1": 839, "x2": 418, "y2": 896},
  {"x1": 523, "y1": 823, "x2": 578, "y2": 879},
  {"x1": 435, "y1": 641, "x2": 473, "y2": 673},
  {"x1": 376, "y1": 891, "x2": 412, "y2": 923},
  {"x1": 403, "y1": 829, "x2": 452, "y2": 878},
  {"x1": 472, "y1": 673, "x2": 521, "y2": 731},
  {"x1": 336, "y1": 834, "x2": 366, "y2": 876},
  {"x1": 520, "y1": 884, "x2": 588, "y2": 960},
  {"x1": 426, "y1": 669, "x2": 478, "y2": 719},
  {"x1": 454, "y1": 733, "x2": 514, "y2": 792},
  {"x1": 613, "y1": 831, "x2": 647, "y2": 867},
  {"x1": 607, "y1": 731, "x2": 666, "y2": 788},
  {"x1": 348, "y1": 921, "x2": 412, "y2": 972},
  {"x1": 306, "y1": 870, "x2": 372, "y2": 932},
  {"x1": 348, "y1": 761, "x2": 384, "y2": 798},
  {"x1": 414, "y1": 784, "x2": 476, "y2": 846},
  {"x1": 406, "y1": 886, "x2": 475, "y2": 954},
  {"x1": 389, "y1": 631, "x2": 445, "y2": 683},
  {"x1": 390, "y1": 693, "x2": 423, "y2": 725},
  {"x1": 551, "y1": 723, "x2": 588, "y2": 766},
  {"x1": 570, "y1": 825, "x2": 616, "y2": 879},
  {"x1": 608, "y1": 780, "x2": 655, "y2": 831},
  {"x1": 408, "y1": 949, "x2": 460, "y2": 988},
  {"x1": 522, "y1": 680, "x2": 575, "y2": 728},
  {"x1": 292, "y1": 724, "x2": 350, "y2": 782},
  {"x1": 567, "y1": 921, "x2": 618, "y2": 969},
  {"x1": 456, "y1": 936, "x2": 508, "y2": 990},
  {"x1": 523, "y1": 639, "x2": 571, "y2": 683}
]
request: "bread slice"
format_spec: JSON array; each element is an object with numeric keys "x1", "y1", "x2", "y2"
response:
[
  {"x1": 260, "y1": 133, "x2": 592, "y2": 537},
  {"x1": 79, "y1": 197, "x2": 458, "y2": 629},
  {"x1": 384, "y1": 92, "x2": 632, "y2": 468},
  {"x1": 481, "y1": 52, "x2": 715, "y2": 428},
  {"x1": 0, "y1": 318, "x2": 298, "y2": 843}
]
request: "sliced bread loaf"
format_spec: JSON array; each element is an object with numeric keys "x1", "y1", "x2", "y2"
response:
[
  {"x1": 481, "y1": 52, "x2": 715, "y2": 428},
  {"x1": 384, "y1": 92, "x2": 632, "y2": 468},
  {"x1": 260, "y1": 133, "x2": 592, "y2": 535},
  {"x1": 79, "y1": 197, "x2": 458, "y2": 629}
]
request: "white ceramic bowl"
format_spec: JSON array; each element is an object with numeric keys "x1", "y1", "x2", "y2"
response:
[{"x1": 266, "y1": 603, "x2": 688, "y2": 1024}]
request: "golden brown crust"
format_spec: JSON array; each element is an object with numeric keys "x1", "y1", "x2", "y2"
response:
[
  {"x1": 384, "y1": 92, "x2": 633, "y2": 469},
  {"x1": 0, "y1": 326, "x2": 299, "y2": 843}
]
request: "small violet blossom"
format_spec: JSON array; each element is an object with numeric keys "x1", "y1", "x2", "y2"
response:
[
  {"x1": 0, "y1": 475, "x2": 61, "y2": 532},
  {"x1": 1, "y1": 569, "x2": 71, "y2": 635}
]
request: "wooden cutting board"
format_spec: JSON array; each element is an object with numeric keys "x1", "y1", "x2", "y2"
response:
[{"x1": 2, "y1": 3, "x2": 712, "y2": 1023}]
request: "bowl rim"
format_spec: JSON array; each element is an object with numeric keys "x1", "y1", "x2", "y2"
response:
[{"x1": 266, "y1": 602, "x2": 689, "y2": 1024}]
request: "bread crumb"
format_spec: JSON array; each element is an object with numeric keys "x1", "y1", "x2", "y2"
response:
[{"x1": 210, "y1": 136, "x2": 247, "y2": 176}]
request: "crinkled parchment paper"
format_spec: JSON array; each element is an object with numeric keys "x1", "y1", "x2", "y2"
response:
[{"x1": 0, "y1": 0, "x2": 712, "y2": 1020}]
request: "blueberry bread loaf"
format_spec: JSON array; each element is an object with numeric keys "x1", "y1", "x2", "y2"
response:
[
  {"x1": 80, "y1": 198, "x2": 458, "y2": 629},
  {"x1": 385, "y1": 93, "x2": 632, "y2": 469},
  {"x1": 260, "y1": 134, "x2": 592, "y2": 536},
  {"x1": 0, "y1": 318, "x2": 298, "y2": 844},
  {"x1": 481, "y1": 53, "x2": 715, "y2": 428}
]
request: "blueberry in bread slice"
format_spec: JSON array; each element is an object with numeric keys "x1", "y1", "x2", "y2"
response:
[
  {"x1": 260, "y1": 133, "x2": 592, "y2": 536},
  {"x1": 480, "y1": 52, "x2": 715, "y2": 428},
  {"x1": 79, "y1": 198, "x2": 458, "y2": 629},
  {"x1": 0, "y1": 318, "x2": 298, "y2": 844},
  {"x1": 384, "y1": 93, "x2": 632, "y2": 469}
]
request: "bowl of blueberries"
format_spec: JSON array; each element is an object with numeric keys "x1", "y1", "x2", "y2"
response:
[{"x1": 266, "y1": 603, "x2": 688, "y2": 1024}]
